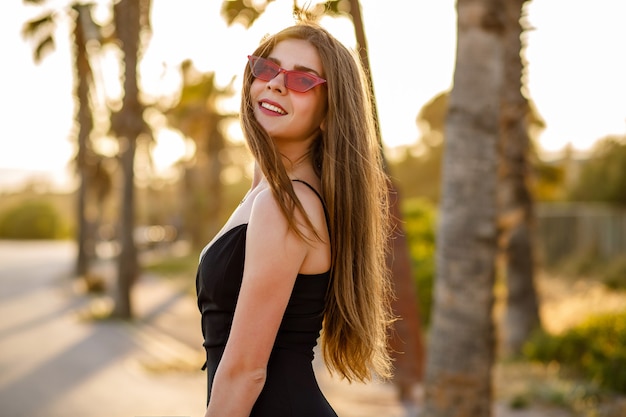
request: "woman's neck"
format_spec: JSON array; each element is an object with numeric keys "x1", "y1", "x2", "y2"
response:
[
  {"x1": 276, "y1": 130, "x2": 320, "y2": 170},
  {"x1": 250, "y1": 153, "x2": 316, "y2": 189},
  {"x1": 251, "y1": 136, "x2": 320, "y2": 189}
]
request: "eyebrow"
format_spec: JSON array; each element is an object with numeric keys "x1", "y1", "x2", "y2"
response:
[{"x1": 267, "y1": 57, "x2": 323, "y2": 77}]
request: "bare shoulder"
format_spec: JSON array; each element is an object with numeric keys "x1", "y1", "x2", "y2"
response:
[
  {"x1": 249, "y1": 183, "x2": 327, "y2": 239},
  {"x1": 248, "y1": 188, "x2": 286, "y2": 228},
  {"x1": 245, "y1": 187, "x2": 309, "y2": 275},
  {"x1": 247, "y1": 183, "x2": 329, "y2": 275}
]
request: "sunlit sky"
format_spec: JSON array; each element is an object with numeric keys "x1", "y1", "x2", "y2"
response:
[{"x1": 1, "y1": 0, "x2": 625, "y2": 191}]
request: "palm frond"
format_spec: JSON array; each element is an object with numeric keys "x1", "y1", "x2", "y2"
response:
[
  {"x1": 21, "y1": 12, "x2": 55, "y2": 39},
  {"x1": 221, "y1": 0, "x2": 274, "y2": 28},
  {"x1": 33, "y1": 35, "x2": 56, "y2": 62},
  {"x1": 321, "y1": 0, "x2": 348, "y2": 16}
]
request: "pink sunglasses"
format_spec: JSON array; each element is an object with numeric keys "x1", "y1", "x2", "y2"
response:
[{"x1": 248, "y1": 55, "x2": 327, "y2": 93}]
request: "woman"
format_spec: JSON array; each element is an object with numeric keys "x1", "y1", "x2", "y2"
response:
[{"x1": 196, "y1": 22, "x2": 393, "y2": 417}]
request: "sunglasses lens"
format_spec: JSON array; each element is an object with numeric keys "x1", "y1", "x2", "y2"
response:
[
  {"x1": 249, "y1": 56, "x2": 279, "y2": 81},
  {"x1": 285, "y1": 73, "x2": 319, "y2": 93}
]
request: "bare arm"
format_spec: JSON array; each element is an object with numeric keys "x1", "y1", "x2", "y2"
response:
[{"x1": 203, "y1": 188, "x2": 313, "y2": 417}]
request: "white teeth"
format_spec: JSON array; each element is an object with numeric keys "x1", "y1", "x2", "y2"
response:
[{"x1": 260, "y1": 102, "x2": 286, "y2": 115}]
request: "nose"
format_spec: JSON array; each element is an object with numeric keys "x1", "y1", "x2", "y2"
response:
[{"x1": 266, "y1": 69, "x2": 287, "y2": 93}]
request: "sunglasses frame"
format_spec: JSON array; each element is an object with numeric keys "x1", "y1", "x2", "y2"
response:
[{"x1": 247, "y1": 55, "x2": 327, "y2": 93}]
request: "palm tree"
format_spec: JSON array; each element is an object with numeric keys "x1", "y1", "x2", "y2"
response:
[
  {"x1": 164, "y1": 62, "x2": 237, "y2": 248},
  {"x1": 498, "y1": 0, "x2": 542, "y2": 356},
  {"x1": 22, "y1": 1, "x2": 103, "y2": 281},
  {"x1": 109, "y1": 0, "x2": 151, "y2": 318},
  {"x1": 422, "y1": 1, "x2": 505, "y2": 416},
  {"x1": 413, "y1": 81, "x2": 544, "y2": 357}
]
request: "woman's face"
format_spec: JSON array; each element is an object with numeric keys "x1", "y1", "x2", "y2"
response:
[{"x1": 250, "y1": 39, "x2": 327, "y2": 146}]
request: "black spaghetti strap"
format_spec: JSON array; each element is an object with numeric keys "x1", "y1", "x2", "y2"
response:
[
  {"x1": 292, "y1": 179, "x2": 323, "y2": 203},
  {"x1": 292, "y1": 179, "x2": 330, "y2": 228}
]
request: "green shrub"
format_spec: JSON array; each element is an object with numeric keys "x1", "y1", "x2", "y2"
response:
[
  {"x1": 0, "y1": 200, "x2": 68, "y2": 240},
  {"x1": 553, "y1": 250, "x2": 626, "y2": 290},
  {"x1": 401, "y1": 198, "x2": 437, "y2": 327},
  {"x1": 144, "y1": 253, "x2": 198, "y2": 279},
  {"x1": 524, "y1": 310, "x2": 626, "y2": 394}
]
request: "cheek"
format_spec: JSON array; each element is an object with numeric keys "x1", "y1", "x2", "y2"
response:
[
  {"x1": 307, "y1": 94, "x2": 327, "y2": 124},
  {"x1": 249, "y1": 80, "x2": 264, "y2": 100}
]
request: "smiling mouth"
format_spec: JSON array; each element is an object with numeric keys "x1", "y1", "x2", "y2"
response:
[{"x1": 260, "y1": 101, "x2": 287, "y2": 115}]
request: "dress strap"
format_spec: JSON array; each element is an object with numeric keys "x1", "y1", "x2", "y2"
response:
[{"x1": 292, "y1": 179, "x2": 330, "y2": 229}]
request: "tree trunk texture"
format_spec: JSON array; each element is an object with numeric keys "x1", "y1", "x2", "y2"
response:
[
  {"x1": 72, "y1": 6, "x2": 96, "y2": 279},
  {"x1": 349, "y1": 0, "x2": 424, "y2": 391},
  {"x1": 498, "y1": 0, "x2": 541, "y2": 356},
  {"x1": 422, "y1": 1, "x2": 505, "y2": 416},
  {"x1": 111, "y1": 0, "x2": 144, "y2": 319}
]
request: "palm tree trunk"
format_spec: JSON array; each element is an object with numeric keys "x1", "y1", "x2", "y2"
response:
[
  {"x1": 72, "y1": 5, "x2": 96, "y2": 279},
  {"x1": 111, "y1": 0, "x2": 144, "y2": 319},
  {"x1": 22, "y1": 3, "x2": 102, "y2": 280},
  {"x1": 498, "y1": 0, "x2": 541, "y2": 356},
  {"x1": 422, "y1": 1, "x2": 505, "y2": 416}
]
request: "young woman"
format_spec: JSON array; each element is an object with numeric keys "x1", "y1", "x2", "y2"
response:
[{"x1": 196, "y1": 22, "x2": 393, "y2": 417}]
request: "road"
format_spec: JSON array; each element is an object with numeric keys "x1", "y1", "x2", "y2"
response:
[{"x1": 0, "y1": 240, "x2": 206, "y2": 417}]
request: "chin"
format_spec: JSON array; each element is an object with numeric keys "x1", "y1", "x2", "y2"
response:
[{"x1": 258, "y1": 124, "x2": 285, "y2": 140}]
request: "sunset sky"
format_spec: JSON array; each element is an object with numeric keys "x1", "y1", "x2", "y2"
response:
[{"x1": 1, "y1": 0, "x2": 625, "y2": 191}]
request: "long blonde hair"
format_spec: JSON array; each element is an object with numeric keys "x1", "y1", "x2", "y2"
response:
[{"x1": 241, "y1": 22, "x2": 393, "y2": 382}]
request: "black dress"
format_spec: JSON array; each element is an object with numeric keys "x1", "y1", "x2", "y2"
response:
[{"x1": 196, "y1": 181, "x2": 338, "y2": 416}]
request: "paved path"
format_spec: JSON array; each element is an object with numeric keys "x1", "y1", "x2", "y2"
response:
[
  {"x1": 0, "y1": 241, "x2": 412, "y2": 417},
  {"x1": 0, "y1": 241, "x2": 572, "y2": 417},
  {"x1": 0, "y1": 241, "x2": 208, "y2": 417}
]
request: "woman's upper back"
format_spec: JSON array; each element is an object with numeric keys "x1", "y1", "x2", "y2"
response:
[{"x1": 196, "y1": 179, "x2": 331, "y2": 354}]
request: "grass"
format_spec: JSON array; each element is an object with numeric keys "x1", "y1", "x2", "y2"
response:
[
  {"x1": 143, "y1": 252, "x2": 199, "y2": 279},
  {"x1": 493, "y1": 270, "x2": 626, "y2": 417},
  {"x1": 494, "y1": 359, "x2": 621, "y2": 416}
]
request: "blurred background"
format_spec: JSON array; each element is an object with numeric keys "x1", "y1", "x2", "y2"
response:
[{"x1": 1, "y1": 1, "x2": 625, "y2": 416}]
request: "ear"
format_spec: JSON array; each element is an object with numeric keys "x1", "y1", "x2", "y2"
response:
[{"x1": 320, "y1": 117, "x2": 327, "y2": 132}]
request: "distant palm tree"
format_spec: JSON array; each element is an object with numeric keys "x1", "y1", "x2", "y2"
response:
[
  {"x1": 164, "y1": 62, "x2": 237, "y2": 248},
  {"x1": 422, "y1": 1, "x2": 505, "y2": 416},
  {"x1": 498, "y1": 0, "x2": 541, "y2": 356},
  {"x1": 109, "y1": 0, "x2": 152, "y2": 319},
  {"x1": 22, "y1": 1, "x2": 107, "y2": 281}
]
